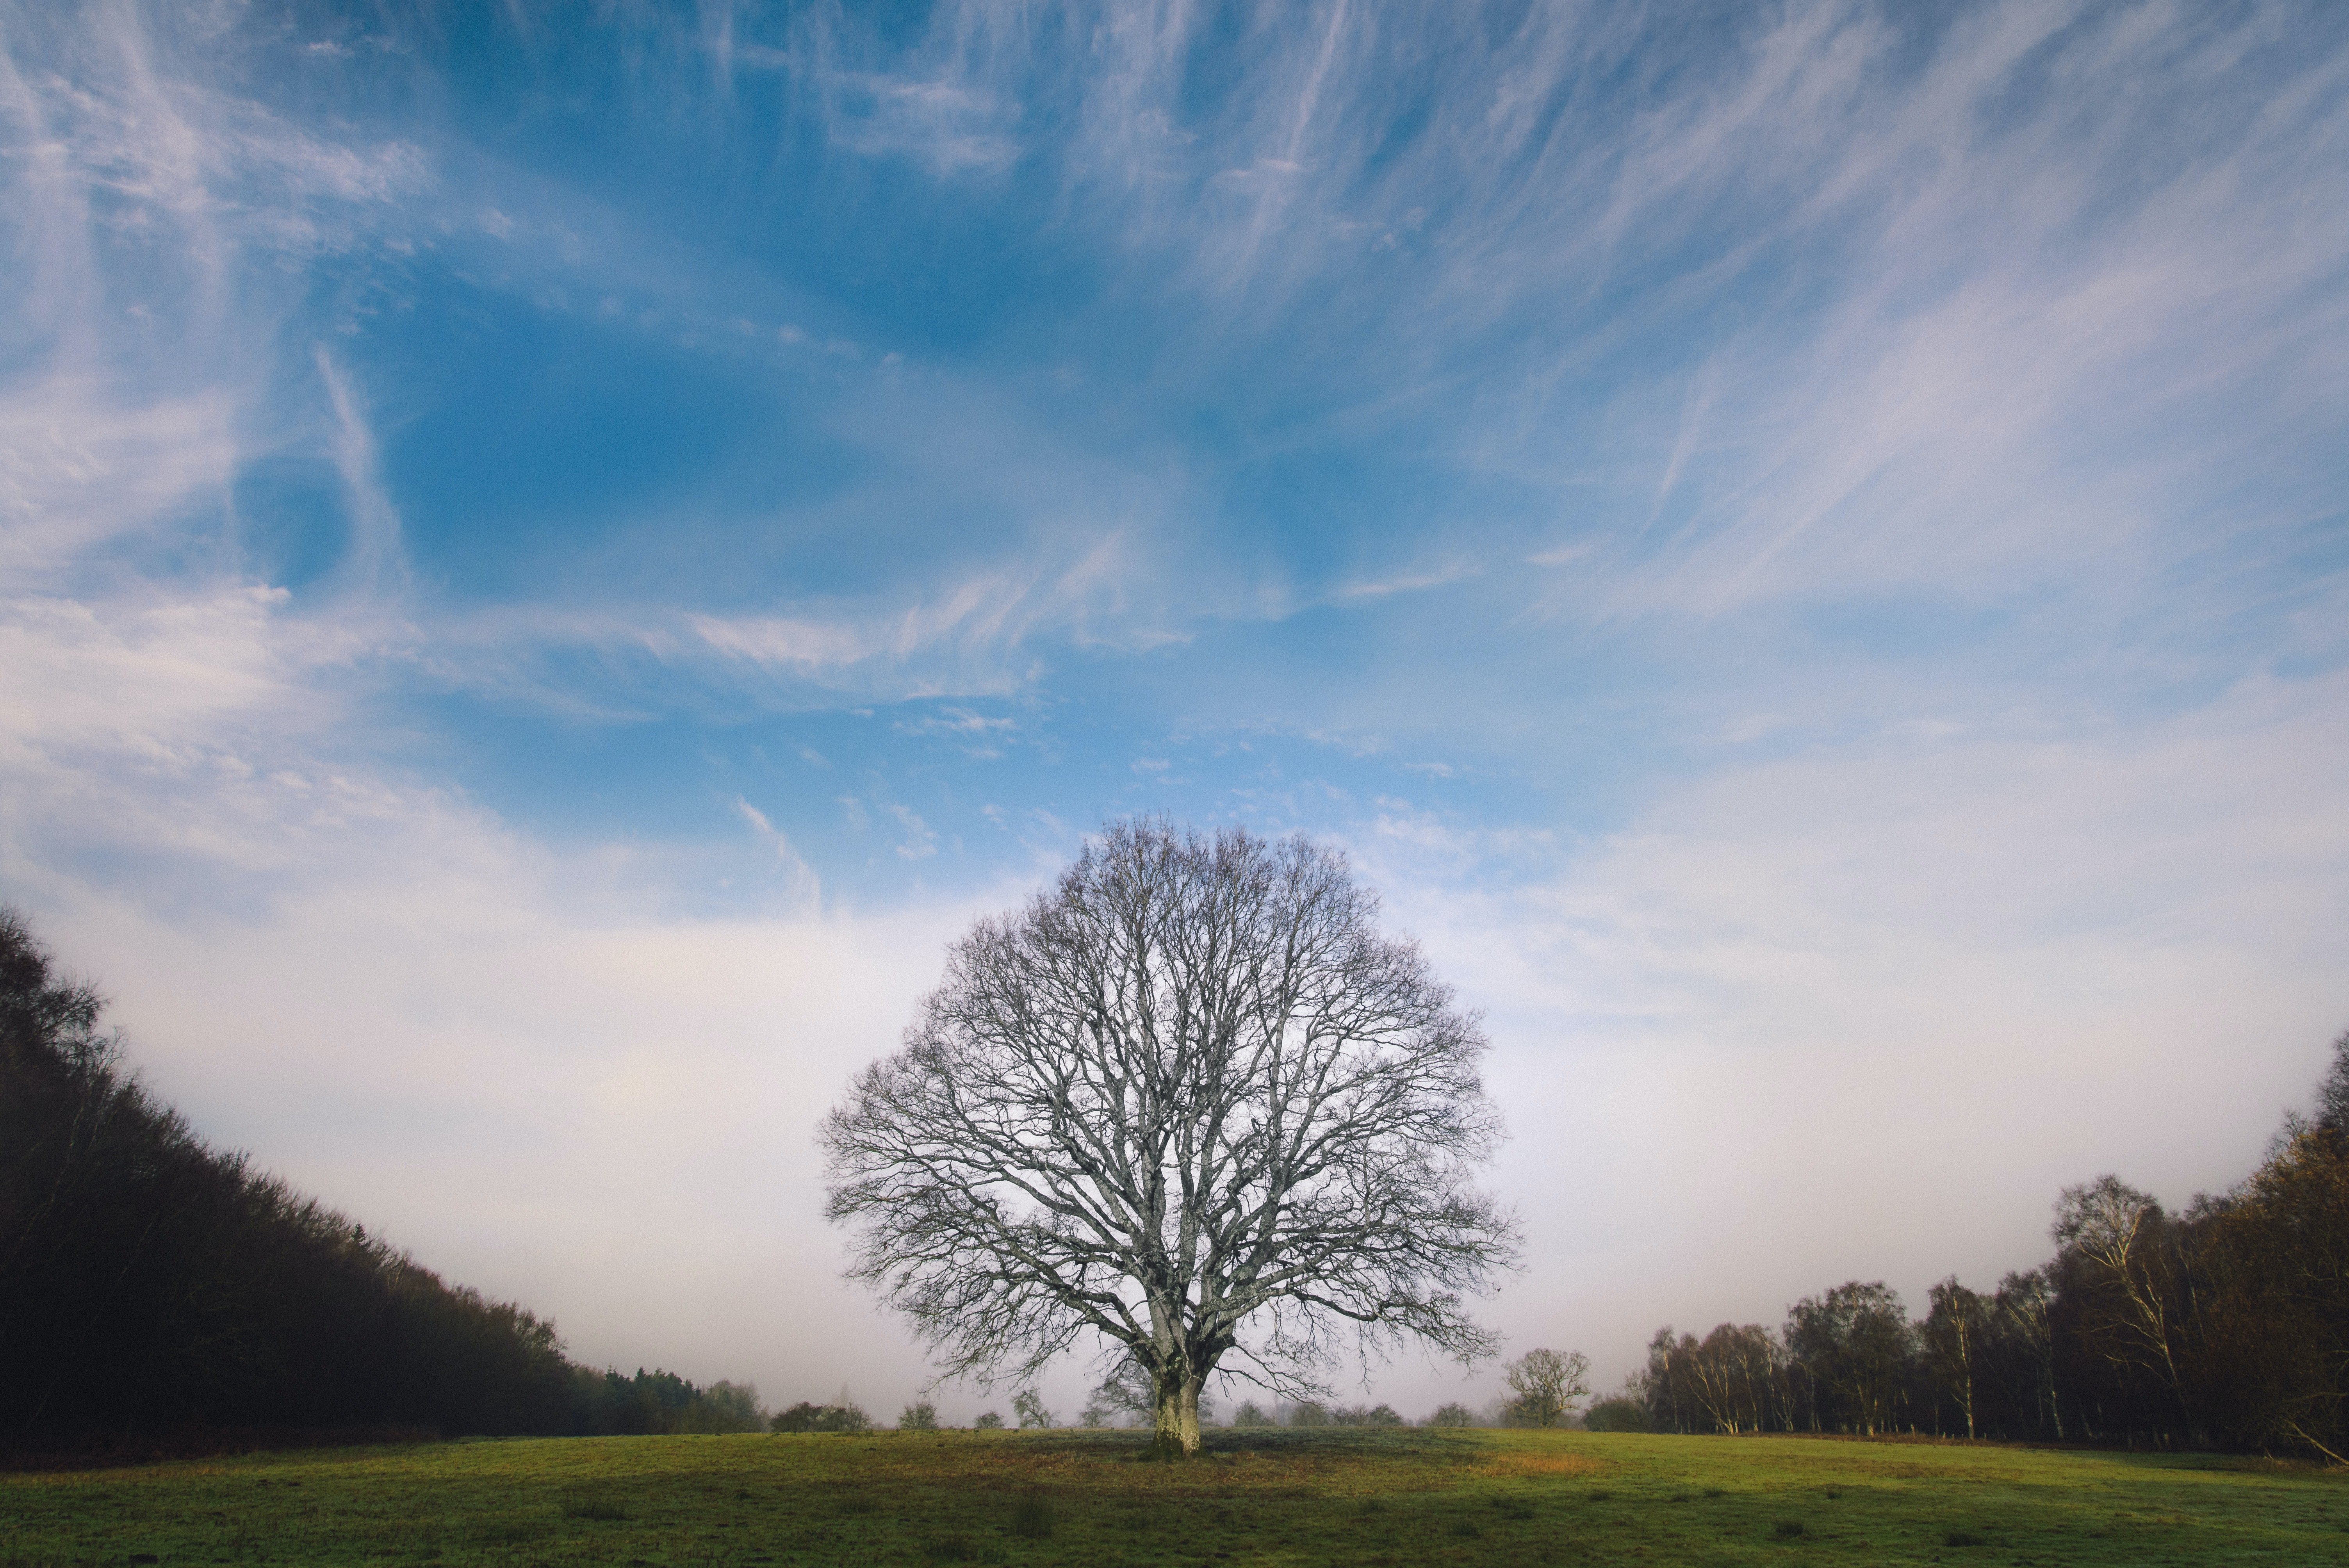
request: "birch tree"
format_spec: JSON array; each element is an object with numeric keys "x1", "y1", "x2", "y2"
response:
[
  {"x1": 2052, "y1": 1175, "x2": 2196, "y2": 1436},
  {"x1": 1923, "y1": 1278, "x2": 1988, "y2": 1439},
  {"x1": 1786, "y1": 1282, "x2": 1911, "y2": 1435},
  {"x1": 1991, "y1": 1269, "x2": 2062, "y2": 1438},
  {"x1": 821, "y1": 820, "x2": 1518, "y2": 1457}
]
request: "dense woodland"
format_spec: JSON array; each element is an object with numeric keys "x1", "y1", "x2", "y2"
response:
[
  {"x1": 0, "y1": 911, "x2": 759, "y2": 1448},
  {"x1": 1590, "y1": 1036, "x2": 2349, "y2": 1459}
]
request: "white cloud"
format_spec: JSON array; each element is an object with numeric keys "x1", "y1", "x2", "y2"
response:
[
  {"x1": 313, "y1": 347, "x2": 409, "y2": 597},
  {"x1": 884, "y1": 800, "x2": 939, "y2": 861},
  {"x1": 0, "y1": 586, "x2": 297, "y2": 751},
  {"x1": 786, "y1": 2, "x2": 1026, "y2": 176},
  {"x1": 733, "y1": 797, "x2": 821, "y2": 911},
  {"x1": 0, "y1": 383, "x2": 239, "y2": 572},
  {"x1": 679, "y1": 526, "x2": 1178, "y2": 701},
  {"x1": 1327, "y1": 559, "x2": 1481, "y2": 604},
  {"x1": 848, "y1": 77, "x2": 1021, "y2": 173},
  {"x1": 692, "y1": 613, "x2": 874, "y2": 673}
]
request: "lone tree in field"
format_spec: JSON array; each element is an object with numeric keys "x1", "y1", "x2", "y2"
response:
[
  {"x1": 822, "y1": 820, "x2": 1518, "y2": 1457},
  {"x1": 1502, "y1": 1347, "x2": 1592, "y2": 1427}
]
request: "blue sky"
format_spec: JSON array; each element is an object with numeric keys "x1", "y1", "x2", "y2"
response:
[{"x1": 5, "y1": 0, "x2": 2347, "y2": 1417}]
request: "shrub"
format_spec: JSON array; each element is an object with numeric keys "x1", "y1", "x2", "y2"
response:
[
  {"x1": 898, "y1": 1399, "x2": 939, "y2": 1431},
  {"x1": 559, "y1": 1491, "x2": 629, "y2": 1521},
  {"x1": 771, "y1": 1399, "x2": 870, "y2": 1434},
  {"x1": 974, "y1": 1410, "x2": 1004, "y2": 1430},
  {"x1": 1330, "y1": 1402, "x2": 1405, "y2": 1426}
]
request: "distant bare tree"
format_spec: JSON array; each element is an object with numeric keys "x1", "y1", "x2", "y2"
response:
[
  {"x1": 1502, "y1": 1347, "x2": 1592, "y2": 1427},
  {"x1": 1082, "y1": 1356, "x2": 1155, "y2": 1427},
  {"x1": 822, "y1": 820, "x2": 1518, "y2": 1456}
]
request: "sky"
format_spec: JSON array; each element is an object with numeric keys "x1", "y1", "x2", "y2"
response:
[{"x1": 3, "y1": 0, "x2": 2346, "y2": 1422}]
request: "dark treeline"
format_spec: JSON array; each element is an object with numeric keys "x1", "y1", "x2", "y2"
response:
[
  {"x1": 1593, "y1": 1033, "x2": 2349, "y2": 1459},
  {"x1": 0, "y1": 910, "x2": 757, "y2": 1448},
  {"x1": 572, "y1": 1369, "x2": 765, "y2": 1436}
]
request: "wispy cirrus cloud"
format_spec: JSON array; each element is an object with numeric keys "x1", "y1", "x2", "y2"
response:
[
  {"x1": 825, "y1": 73, "x2": 1023, "y2": 173},
  {"x1": 313, "y1": 347, "x2": 410, "y2": 598},
  {"x1": 686, "y1": 532, "x2": 1155, "y2": 695},
  {"x1": 1326, "y1": 559, "x2": 1481, "y2": 605},
  {"x1": 859, "y1": 1, "x2": 2349, "y2": 632}
]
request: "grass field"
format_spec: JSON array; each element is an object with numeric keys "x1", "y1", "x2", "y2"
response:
[{"x1": 4, "y1": 1427, "x2": 2343, "y2": 1566}]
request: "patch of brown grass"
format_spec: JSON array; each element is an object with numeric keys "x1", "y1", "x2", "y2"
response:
[{"x1": 1478, "y1": 1451, "x2": 1612, "y2": 1479}]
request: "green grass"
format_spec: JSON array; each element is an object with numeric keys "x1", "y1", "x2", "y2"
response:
[{"x1": 1, "y1": 1427, "x2": 2342, "y2": 1566}]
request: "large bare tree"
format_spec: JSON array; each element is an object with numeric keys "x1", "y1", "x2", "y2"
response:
[{"x1": 821, "y1": 820, "x2": 1518, "y2": 1456}]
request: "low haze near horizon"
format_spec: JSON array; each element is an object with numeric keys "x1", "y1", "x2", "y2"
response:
[{"x1": 4, "y1": 0, "x2": 2345, "y2": 1421}]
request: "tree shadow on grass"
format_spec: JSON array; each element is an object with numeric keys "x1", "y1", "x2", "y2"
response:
[{"x1": 1014, "y1": 1427, "x2": 1483, "y2": 1462}]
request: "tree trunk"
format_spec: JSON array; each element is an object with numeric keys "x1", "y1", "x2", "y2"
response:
[{"x1": 1148, "y1": 1362, "x2": 1204, "y2": 1457}]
